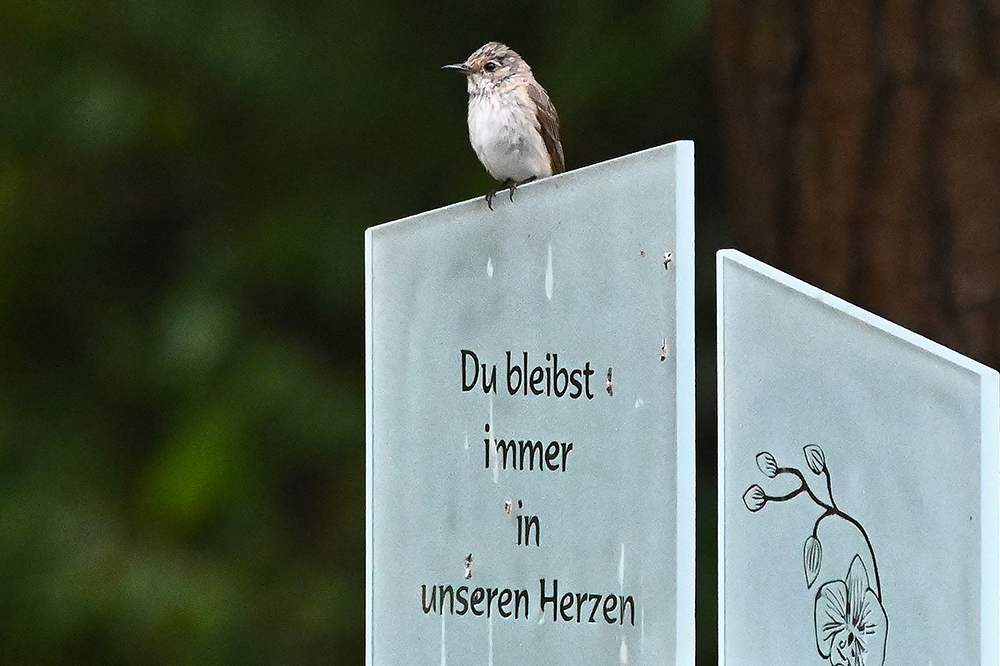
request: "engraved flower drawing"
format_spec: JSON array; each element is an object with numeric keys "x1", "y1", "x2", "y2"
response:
[
  {"x1": 814, "y1": 555, "x2": 887, "y2": 666},
  {"x1": 744, "y1": 445, "x2": 887, "y2": 666}
]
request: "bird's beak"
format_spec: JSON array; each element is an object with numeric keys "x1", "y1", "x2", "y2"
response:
[{"x1": 442, "y1": 62, "x2": 471, "y2": 73}]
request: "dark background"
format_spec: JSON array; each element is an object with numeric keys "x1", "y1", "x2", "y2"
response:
[{"x1": 2, "y1": 0, "x2": 997, "y2": 663}]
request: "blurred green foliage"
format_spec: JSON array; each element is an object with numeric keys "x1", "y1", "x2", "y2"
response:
[{"x1": 0, "y1": 0, "x2": 725, "y2": 662}]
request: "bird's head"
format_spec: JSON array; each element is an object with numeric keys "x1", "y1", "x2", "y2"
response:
[{"x1": 443, "y1": 42, "x2": 528, "y2": 93}]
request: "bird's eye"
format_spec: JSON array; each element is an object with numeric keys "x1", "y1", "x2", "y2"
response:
[{"x1": 484, "y1": 60, "x2": 497, "y2": 72}]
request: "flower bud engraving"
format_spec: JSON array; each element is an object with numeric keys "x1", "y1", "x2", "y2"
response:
[
  {"x1": 756, "y1": 451, "x2": 778, "y2": 478},
  {"x1": 803, "y1": 444, "x2": 827, "y2": 475},
  {"x1": 743, "y1": 484, "x2": 766, "y2": 512},
  {"x1": 803, "y1": 535, "x2": 822, "y2": 588}
]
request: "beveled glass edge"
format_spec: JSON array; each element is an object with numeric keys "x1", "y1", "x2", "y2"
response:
[
  {"x1": 673, "y1": 140, "x2": 696, "y2": 666},
  {"x1": 715, "y1": 250, "x2": 728, "y2": 666},
  {"x1": 983, "y1": 370, "x2": 1000, "y2": 666},
  {"x1": 364, "y1": 228, "x2": 375, "y2": 666}
]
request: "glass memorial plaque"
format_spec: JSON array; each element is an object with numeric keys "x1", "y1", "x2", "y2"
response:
[
  {"x1": 717, "y1": 249, "x2": 1000, "y2": 666},
  {"x1": 366, "y1": 142, "x2": 695, "y2": 666}
]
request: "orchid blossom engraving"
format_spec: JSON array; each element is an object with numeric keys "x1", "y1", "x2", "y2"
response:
[
  {"x1": 744, "y1": 445, "x2": 888, "y2": 666},
  {"x1": 814, "y1": 555, "x2": 888, "y2": 666}
]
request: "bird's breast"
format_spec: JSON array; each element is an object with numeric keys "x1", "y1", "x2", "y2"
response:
[{"x1": 467, "y1": 89, "x2": 552, "y2": 182}]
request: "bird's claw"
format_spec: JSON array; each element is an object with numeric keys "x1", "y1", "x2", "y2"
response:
[
  {"x1": 485, "y1": 179, "x2": 514, "y2": 211},
  {"x1": 485, "y1": 177, "x2": 537, "y2": 211}
]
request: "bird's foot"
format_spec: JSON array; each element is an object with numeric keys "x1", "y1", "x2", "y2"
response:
[
  {"x1": 507, "y1": 176, "x2": 536, "y2": 202},
  {"x1": 485, "y1": 177, "x2": 538, "y2": 210},
  {"x1": 485, "y1": 179, "x2": 516, "y2": 211}
]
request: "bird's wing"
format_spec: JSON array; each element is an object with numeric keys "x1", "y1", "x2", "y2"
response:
[{"x1": 528, "y1": 85, "x2": 565, "y2": 174}]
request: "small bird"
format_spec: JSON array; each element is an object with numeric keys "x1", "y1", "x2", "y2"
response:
[{"x1": 443, "y1": 42, "x2": 565, "y2": 210}]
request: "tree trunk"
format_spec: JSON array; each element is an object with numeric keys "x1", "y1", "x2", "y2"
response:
[{"x1": 711, "y1": 0, "x2": 1000, "y2": 368}]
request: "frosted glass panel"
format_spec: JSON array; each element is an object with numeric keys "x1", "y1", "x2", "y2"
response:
[
  {"x1": 717, "y1": 250, "x2": 1000, "y2": 666},
  {"x1": 366, "y1": 142, "x2": 695, "y2": 666}
]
